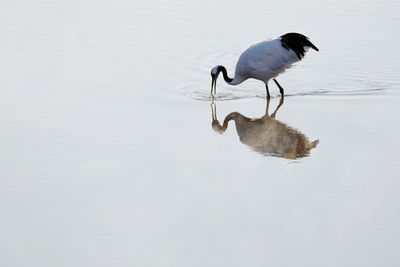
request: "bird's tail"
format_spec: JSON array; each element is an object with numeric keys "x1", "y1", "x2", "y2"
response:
[
  {"x1": 305, "y1": 39, "x2": 319, "y2": 52},
  {"x1": 280, "y1": 33, "x2": 319, "y2": 60},
  {"x1": 311, "y1": 139, "x2": 319, "y2": 149}
]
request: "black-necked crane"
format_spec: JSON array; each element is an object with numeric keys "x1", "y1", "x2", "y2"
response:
[{"x1": 210, "y1": 33, "x2": 319, "y2": 98}]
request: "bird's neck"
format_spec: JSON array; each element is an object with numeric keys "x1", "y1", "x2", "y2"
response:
[
  {"x1": 216, "y1": 65, "x2": 233, "y2": 84},
  {"x1": 212, "y1": 119, "x2": 229, "y2": 133},
  {"x1": 212, "y1": 112, "x2": 237, "y2": 133}
]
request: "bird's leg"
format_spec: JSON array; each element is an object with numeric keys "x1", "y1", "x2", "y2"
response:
[
  {"x1": 265, "y1": 84, "x2": 271, "y2": 99},
  {"x1": 273, "y1": 79, "x2": 285, "y2": 98},
  {"x1": 271, "y1": 94, "x2": 284, "y2": 119},
  {"x1": 265, "y1": 96, "x2": 271, "y2": 116}
]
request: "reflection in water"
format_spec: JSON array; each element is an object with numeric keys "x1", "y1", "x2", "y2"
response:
[{"x1": 211, "y1": 97, "x2": 319, "y2": 159}]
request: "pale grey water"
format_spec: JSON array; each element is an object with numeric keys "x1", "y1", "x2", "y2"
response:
[{"x1": 1, "y1": 0, "x2": 400, "y2": 266}]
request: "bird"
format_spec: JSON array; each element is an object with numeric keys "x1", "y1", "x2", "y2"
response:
[
  {"x1": 210, "y1": 32, "x2": 319, "y2": 98},
  {"x1": 211, "y1": 96, "x2": 319, "y2": 159}
]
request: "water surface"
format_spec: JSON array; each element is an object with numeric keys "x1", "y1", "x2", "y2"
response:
[{"x1": 1, "y1": 0, "x2": 400, "y2": 266}]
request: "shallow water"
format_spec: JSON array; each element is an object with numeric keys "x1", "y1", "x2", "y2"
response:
[{"x1": 1, "y1": 0, "x2": 400, "y2": 266}]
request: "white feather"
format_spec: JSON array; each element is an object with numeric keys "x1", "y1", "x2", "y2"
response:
[{"x1": 230, "y1": 38, "x2": 301, "y2": 85}]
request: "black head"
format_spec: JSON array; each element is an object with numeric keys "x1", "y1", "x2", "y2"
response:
[
  {"x1": 210, "y1": 65, "x2": 223, "y2": 97},
  {"x1": 211, "y1": 65, "x2": 223, "y2": 79}
]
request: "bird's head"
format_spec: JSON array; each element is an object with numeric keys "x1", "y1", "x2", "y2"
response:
[
  {"x1": 210, "y1": 65, "x2": 223, "y2": 97},
  {"x1": 211, "y1": 65, "x2": 221, "y2": 79}
]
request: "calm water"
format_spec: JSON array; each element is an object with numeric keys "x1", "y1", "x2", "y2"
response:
[{"x1": 1, "y1": 0, "x2": 400, "y2": 266}]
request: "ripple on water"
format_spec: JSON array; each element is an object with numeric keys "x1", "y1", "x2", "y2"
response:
[{"x1": 182, "y1": 82, "x2": 388, "y2": 101}]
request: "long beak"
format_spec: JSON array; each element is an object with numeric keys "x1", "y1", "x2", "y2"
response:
[{"x1": 210, "y1": 77, "x2": 216, "y2": 97}]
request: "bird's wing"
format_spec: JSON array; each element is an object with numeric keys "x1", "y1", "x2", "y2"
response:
[{"x1": 247, "y1": 40, "x2": 296, "y2": 72}]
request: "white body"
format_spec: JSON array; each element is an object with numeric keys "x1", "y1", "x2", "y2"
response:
[{"x1": 230, "y1": 38, "x2": 307, "y2": 85}]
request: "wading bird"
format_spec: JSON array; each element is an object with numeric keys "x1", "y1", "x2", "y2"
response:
[
  {"x1": 210, "y1": 33, "x2": 319, "y2": 98},
  {"x1": 211, "y1": 97, "x2": 319, "y2": 159}
]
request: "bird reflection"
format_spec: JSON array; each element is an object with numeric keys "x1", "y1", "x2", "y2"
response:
[{"x1": 211, "y1": 97, "x2": 319, "y2": 159}]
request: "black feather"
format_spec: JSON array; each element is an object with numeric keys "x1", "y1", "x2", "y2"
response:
[{"x1": 280, "y1": 33, "x2": 319, "y2": 60}]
